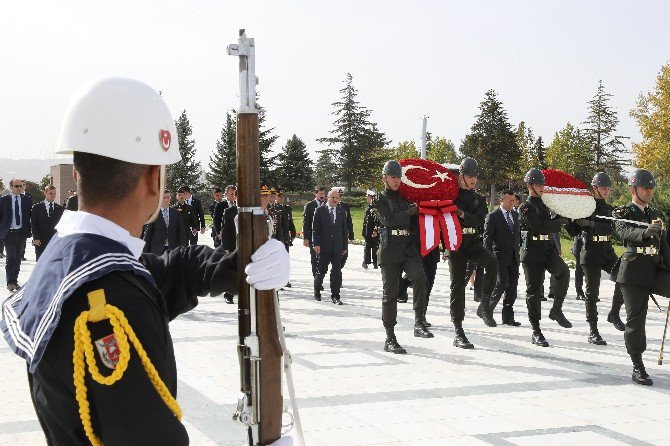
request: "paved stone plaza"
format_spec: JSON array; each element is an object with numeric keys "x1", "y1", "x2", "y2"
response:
[{"x1": 2, "y1": 236, "x2": 670, "y2": 445}]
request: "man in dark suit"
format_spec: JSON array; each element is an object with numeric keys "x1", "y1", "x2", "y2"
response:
[
  {"x1": 0, "y1": 179, "x2": 32, "y2": 290},
  {"x1": 312, "y1": 189, "x2": 348, "y2": 304},
  {"x1": 484, "y1": 190, "x2": 522, "y2": 326},
  {"x1": 181, "y1": 185, "x2": 206, "y2": 245},
  {"x1": 174, "y1": 188, "x2": 198, "y2": 246},
  {"x1": 209, "y1": 187, "x2": 223, "y2": 247},
  {"x1": 335, "y1": 188, "x2": 355, "y2": 267},
  {"x1": 31, "y1": 185, "x2": 64, "y2": 260},
  {"x1": 302, "y1": 186, "x2": 326, "y2": 278},
  {"x1": 143, "y1": 191, "x2": 185, "y2": 255},
  {"x1": 66, "y1": 190, "x2": 79, "y2": 211},
  {"x1": 214, "y1": 185, "x2": 237, "y2": 248}
]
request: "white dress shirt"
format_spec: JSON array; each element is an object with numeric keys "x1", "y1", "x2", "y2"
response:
[{"x1": 55, "y1": 210, "x2": 146, "y2": 258}]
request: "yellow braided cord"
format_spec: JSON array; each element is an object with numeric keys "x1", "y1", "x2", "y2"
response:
[{"x1": 73, "y1": 304, "x2": 183, "y2": 445}]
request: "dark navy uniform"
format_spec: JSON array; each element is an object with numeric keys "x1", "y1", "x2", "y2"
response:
[{"x1": 362, "y1": 202, "x2": 379, "y2": 268}]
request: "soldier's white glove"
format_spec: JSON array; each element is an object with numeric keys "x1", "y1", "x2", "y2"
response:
[{"x1": 245, "y1": 239, "x2": 290, "y2": 290}]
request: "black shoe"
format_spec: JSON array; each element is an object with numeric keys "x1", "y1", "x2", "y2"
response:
[
  {"x1": 588, "y1": 332, "x2": 607, "y2": 345},
  {"x1": 362, "y1": 262, "x2": 368, "y2": 269},
  {"x1": 549, "y1": 308, "x2": 573, "y2": 328},
  {"x1": 332, "y1": 296, "x2": 343, "y2": 305},
  {"x1": 320, "y1": 285, "x2": 324, "y2": 291},
  {"x1": 373, "y1": 264, "x2": 378, "y2": 269},
  {"x1": 453, "y1": 329, "x2": 474, "y2": 349},
  {"x1": 503, "y1": 318, "x2": 522, "y2": 327},
  {"x1": 285, "y1": 282, "x2": 292, "y2": 288},
  {"x1": 7, "y1": 283, "x2": 16, "y2": 292},
  {"x1": 576, "y1": 293, "x2": 585, "y2": 301},
  {"x1": 540, "y1": 296, "x2": 547, "y2": 301},
  {"x1": 224, "y1": 293, "x2": 234, "y2": 304},
  {"x1": 632, "y1": 364, "x2": 653, "y2": 386},
  {"x1": 414, "y1": 323, "x2": 434, "y2": 338},
  {"x1": 532, "y1": 331, "x2": 549, "y2": 347},
  {"x1": 397, "y1": 295, "x2": 408, "y2": 303},
  {"x1": 548, "y1": 293, "x2": 555, "y2": 300},
  {"x1": 608, "y1": 312, "x2": 625, "y2": 331},
  {"x1": 384, "y1": 337, "x2": 407, "y2": 354},
  {"x1": 21, "y1": 257, "x2": 27, "y2": 261},
  {"x1": 314, "y1": 294, "x2": 321, "y2": 301},
  {"x1": 477, "y1": 300, "x2": 497, "y2": 327}
]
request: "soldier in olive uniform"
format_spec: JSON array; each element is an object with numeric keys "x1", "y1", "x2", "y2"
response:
[
  {"x1": 519, "y1": 168, "x2": 571, "y2": 347},
  {"x1": 612, "y1": 169, "x2": 670, "y2": 385},
  {"x1": 362, "y1": 190, "x2": 379, "y2": 269},
  {"x1": 375, "y1": 160, "x2": 433, "y2": 354},
  {"x1": 567, "y1": 172, "x2": 625, "y2": 345},
  {"x1": 447, "y1": 157, "x2": 499, "y2": 349}
]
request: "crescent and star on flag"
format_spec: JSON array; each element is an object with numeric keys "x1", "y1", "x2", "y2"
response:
[{"x1": 402, "y1": 165, "x2": 451, "y2": 189}]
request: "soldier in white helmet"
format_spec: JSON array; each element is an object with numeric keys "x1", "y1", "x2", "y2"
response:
[{"x1": 0, "y1": 78, "x2": 289, "y2": 445}]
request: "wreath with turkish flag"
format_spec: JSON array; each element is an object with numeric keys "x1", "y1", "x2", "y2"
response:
[
  {"x1": 397, "y1": 158, "x2": 462, "y2": 256},
  {"x1": 541, "y1": 169, "x2": 595, "y2": 219}
]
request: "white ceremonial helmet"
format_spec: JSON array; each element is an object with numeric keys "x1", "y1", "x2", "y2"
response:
[{"x1": 56, "y1": 77, "x2": 182, "y2": 224}]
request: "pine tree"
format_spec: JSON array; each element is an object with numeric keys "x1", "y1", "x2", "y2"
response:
[
  {"x1": 274, "y1": 135, "x2": 314, "y2": 192},
  {"x1": 427, "y1": 137, "x2": 459, "y2": 164},
  {"x1": 206, "y1": 110, "x2": 237, "y2": 188},
  {"x1": 258, "y1": 98, "x2": 279, "y2": 186},
  {"x1": 319, "y1": 73, "x2": 388, "y2": 192},
  {"x1": 516, "y1": 121, "x2": 536, "y2": 175},
  {"x1": 167, "y1": 110, "x2": 204, "y2": 193},
  {"x1": 460, "y1": 90, "x2": 521, "y2": 200},
  {"x1": 313, "y1": 148, "x2": 339, "y2": 188},
  {"x1": 582, "y1": 80, "x2": 628, "y2": 172},
  {"x1": 533, "y1": 136, "x2": 547, "y2": 169},
  {"x1": 631, "y1": 62, "x2": 670, "y2": 178}
]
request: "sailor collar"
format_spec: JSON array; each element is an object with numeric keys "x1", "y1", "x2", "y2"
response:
[{"x1": 56, "y1": 210, "x2": 145, "y2": 259}]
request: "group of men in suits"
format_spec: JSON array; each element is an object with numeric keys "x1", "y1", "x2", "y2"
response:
[
  {"x1": 0, "y1": 181, "x2": 65, "y2": 290},
  {"x1": 302, "y1": 186, "x2": 354, "y2": 304}
]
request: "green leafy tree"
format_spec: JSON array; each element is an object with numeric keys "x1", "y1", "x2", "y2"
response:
[
  {"x1": 427, "y1": 137, "x2": 459, "y2": 164},
  {"x1": 393, "y1": 140, "x2": 420, "y2": 160},
  {"x1": 460, "y1": 89, "x2": 521, "y2": 201},
  {"x1": 275, "y1": 135, "x2": 314, "y2": 192},
  {"x1": 167, "y1": 110, "x2": 204, "y2": 193},
  {"x1": 546, "y1": 123, "x2": 592, "y2": 183},
  {"x1": 319, "y1": 73, "x2": 388, "y2": 192},
  {"x1": 582, "y1": 80, "x2": 628, "y2": 172},
  {"x1": 40, "y1": 174, "x2": 51, "y2": 190},
  {"x1": 631, "y1": 62, "x2": 670, "y2": 178},
  {"x1": 357, "y1": 145, "x2": 394, "y2": 191},
  {"x1": 206, "y1": 110, "x2": 237, "y2": 188},
  {"x1": 354, "y1": 122, "x2": 390, "y2": 189},
  {"x1": 24, "y1": 180, "x2": 41, "y2": 201}
]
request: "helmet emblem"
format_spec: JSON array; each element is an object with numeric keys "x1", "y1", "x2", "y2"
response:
[{"x1": 159, "y1": 130, "x2": 171, "y2": 151}]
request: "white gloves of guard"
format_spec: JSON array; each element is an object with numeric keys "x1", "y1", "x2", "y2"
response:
[{"x1": 245, "y1": 239, "x2": 290, "y2": 290}]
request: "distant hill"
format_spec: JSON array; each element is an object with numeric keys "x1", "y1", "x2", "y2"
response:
[{"x1": 0, "y1": 158, "x2": 72, "y2": 184}]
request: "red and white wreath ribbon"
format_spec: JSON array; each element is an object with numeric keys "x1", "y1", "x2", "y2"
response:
[{"x1": 418, "y1": 200, "x2": 462, "y2": 256}]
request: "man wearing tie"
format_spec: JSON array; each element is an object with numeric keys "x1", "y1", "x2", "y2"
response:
[
  {"x1": 484, "y1": 190, "x2": 522, "y2": 326},
  {"x1": 312, "y1": 189, "x2": 348, "y2": 304},
  {"x1": 0, "y1": 178, "x2": 32, "y2": 291},
  {"x1": 181, "y1": 185, "x2": 206, "y2": 245},
  {"x1": 143, "y1": 190, "x2": 185, "y2": 255},
  {"x1": 31, "y1": 185, "x2": 64, "y2": 261}
]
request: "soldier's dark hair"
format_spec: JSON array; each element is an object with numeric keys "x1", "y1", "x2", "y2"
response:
[
  {"x1": 213, "y1": 187, "x2": 223, "y2": 193},
  {"x1": 73, "y1": 152, "x2": 148, "y2": 206},
  {"x1": 500, "y1": 189, "x2": 515, "y2": 197},
  {"x1": 225, "y1": 185, "x2": 237, "y2": 192},
  {"x1": 180, "y1": 185, "x2": 191, "y2": 193}
]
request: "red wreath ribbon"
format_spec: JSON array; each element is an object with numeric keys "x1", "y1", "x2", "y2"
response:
[{"x1": 418, "y1": 200, "x2": 462, "y2": 256}]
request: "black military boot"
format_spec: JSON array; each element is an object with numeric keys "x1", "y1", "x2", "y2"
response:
[
  {"x1": 477, "y1": 294, "x2": 497, "y2": 327},
  {"x1": 587, "y1": 322, "x2": 607, "y2": 345},
  {"x1": 608, "y1": 304, "x2": 625, "y2": 331},
  {"x1": 419, "y1": 311, "x2": 432, "y2": 328},
  {"x1": 631, "y1": 355, "x2": 653, "y2": 385},
  {"x1": 549, "y1": 299, "x2": 572, "y2": 328},
  {"x1": 531, "y1": 330, "x2": 549, "y2": 347},
  {"x1": 414, "y1": 314, "x2": 434, "y2": 338},
  {"x1": 384, "y1": 337, "x2": 407, "y2": 354},
  {"x1": 453, "y1": 322, "x2": 474, "y2": 349}
]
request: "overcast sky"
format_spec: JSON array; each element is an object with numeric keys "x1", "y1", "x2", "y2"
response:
[{"x1": 1, "y1": 0, "x2": 668, "y2": 171}]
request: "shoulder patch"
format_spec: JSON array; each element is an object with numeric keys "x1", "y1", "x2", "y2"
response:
[{"x1": 95, "y1": 334, "x2": 120, "y2": 369}]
